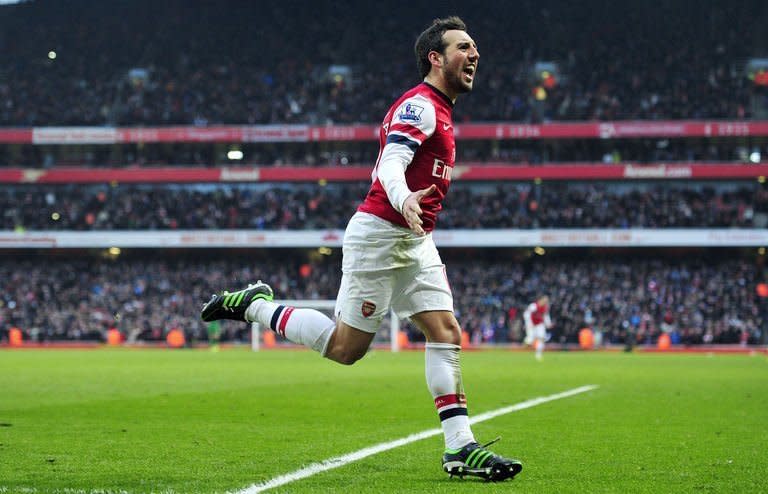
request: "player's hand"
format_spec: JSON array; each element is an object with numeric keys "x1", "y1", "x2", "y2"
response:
[{"x1": 402, "y1": 184, "x2": 436, "y2": 235}]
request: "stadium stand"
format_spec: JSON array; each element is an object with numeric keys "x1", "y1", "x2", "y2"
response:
[
  {"x1": 2, "y1": 138, "x2": 768, "y2": 170},
  {"x1": 1, "y1": 181, "x2": 766, "y2": 230},
  {"x1": 0, "y1": 250, "x2": 764, "y2": 346},
  {"x1": 0, "y1": 0, "x2": 765, "y2": 126},
  {"x1": 0, "y1": 0, "x2": 766, "y2": 349}
]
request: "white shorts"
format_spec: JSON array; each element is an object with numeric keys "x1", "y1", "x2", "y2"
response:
[
  {"x1": 335, "y1": 212, "x2": 454, "y2": 333},
  {"x1": 527, "y1": 323, "x2": 547, "y2": 340}
]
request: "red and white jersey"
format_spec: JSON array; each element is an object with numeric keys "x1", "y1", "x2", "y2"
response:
[
  {"x1": 357, "y1": 82, "x2": 455, "y2": 232},
  {"x1": 524, "y1": 302, "x2": 551, "y2": 328}
]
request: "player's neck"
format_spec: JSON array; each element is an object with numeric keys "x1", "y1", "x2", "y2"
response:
[{"x1": 423, "y1": 76, "x2": 457, "y2": 103}]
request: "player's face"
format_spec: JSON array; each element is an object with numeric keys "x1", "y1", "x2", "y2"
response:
[{"x1": 439, "y1": 29, "x2": 479, "y2": 95}]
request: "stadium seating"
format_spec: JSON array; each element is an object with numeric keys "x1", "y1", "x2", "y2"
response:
[
  {"x1": 0, "y1": 0, "x2": 764, "y2": 126},
  {"x1": 1, "y1": 181, "x2": 766, "y2": 230},
  {"x1": 0, "y1": 251, "x2": 763, "y2": 346},
  {"x1": 0, "y1": 0, "x2": 766, "y2": 348}
]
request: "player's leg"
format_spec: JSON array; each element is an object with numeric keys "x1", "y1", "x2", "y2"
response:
[
  {"x1": 201, "y1": 280, "x2": 339, "y2": 354},
  {"x1": 201, "y1": 267, "x2": 390, "y2": 365},
  {"x1": 201, "y1": 279, "x2": 378, "y2": 365},
  {"x1": 523, "y1": 324, "x2": 533, "y2": 345},
  {"x1": 325, "y1": 269, "x2": 393, "y2": 364},
  {"x1": 201, "y1": 214, "x2": 397, "y2": 364},
  {"x1": 534, "y1": 324, "x2": 545, "y2": 360},
  {"x1": 410, "y1": 309, "x2": 472, "y2": 448},
  {"x1": 248, "y1": 293, "x2": 374, "y2": 364},
  {"x1": 323, "y1": 321, "x2": 375, "y2": 365},
  {"x1": 396, "y1": 256, "x2": 522, "y2": 481},
  {"x1": 411, "y1": 309, "x2": 523, "y2": 481}
]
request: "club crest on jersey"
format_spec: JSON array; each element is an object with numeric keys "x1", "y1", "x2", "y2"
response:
[
  {"x1": 397, "y1": 102, "x2": 424, "y2": 122},
  {"x1": 361, "y1": 300, "x2": 376, "y2": 318}
]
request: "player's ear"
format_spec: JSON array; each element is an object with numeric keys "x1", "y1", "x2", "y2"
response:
[{"x1": 428, "y1": 50, "x2": 443, "y2": 68}]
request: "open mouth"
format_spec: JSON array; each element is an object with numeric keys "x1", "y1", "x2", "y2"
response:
[{"x1": 463, "y1": 65, "x2": 476, "y2": 81}]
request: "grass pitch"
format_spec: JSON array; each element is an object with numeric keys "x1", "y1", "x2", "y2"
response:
[{"x1": 0, "y1": 348, "x2": 766, "y2": 493}]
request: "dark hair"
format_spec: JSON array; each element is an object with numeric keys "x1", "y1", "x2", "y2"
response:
[{"x1": 414, "y1": 16, "x2": 467, "y2": 79}]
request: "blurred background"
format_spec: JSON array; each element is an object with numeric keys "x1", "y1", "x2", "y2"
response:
[{"x1": 1, "y1": 0, "x2": 767, "y2": 349}]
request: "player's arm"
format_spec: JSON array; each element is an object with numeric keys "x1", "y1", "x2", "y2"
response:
[
  {"x1": 523, "y1": 303, "x2": 535, "y2": 331},
  {"x1": 376, "y1": 143, "x2": 420, "y2": 215},
  {"x1": 376, "y1": 97, "x2": 436, "y2": 234},
  {"x1": 544, "y1": 311, "x2": 553, "y2": 329}
]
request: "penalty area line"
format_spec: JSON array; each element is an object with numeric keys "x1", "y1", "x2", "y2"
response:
[{"x1": 232, "y1": 384, "x2": 599, "y2": 494}]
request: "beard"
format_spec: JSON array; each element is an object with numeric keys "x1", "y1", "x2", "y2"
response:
[{"x1": 445, "y1": 67, "x2": 474, "y2": 94}]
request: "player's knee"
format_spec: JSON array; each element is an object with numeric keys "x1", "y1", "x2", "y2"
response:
[
  {"x1": 332, "y1": 347, "x2": 366, "y2": 365},
  {"x1": 436, "y1": 324, "x2": 462, "y2": 346},
  {"x1": 448, "y1": 331, "x2": 462, "y2": 347},
  {"x1": 446, "y1": 318, "x2": 463, "y2": 345},
  {"x1": 337, "y1": 354, "x2": 363, "y2": 366},
  {"x1": 325, "y1": 338, "x2": 368, "y2": 365},
  {"x1": 425, "y1": 318, "x2": 462, "y2": 346}
]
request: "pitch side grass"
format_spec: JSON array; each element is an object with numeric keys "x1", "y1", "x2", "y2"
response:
[{"x1": 0, "y1": 348, "x2": 766, "y2": 493}]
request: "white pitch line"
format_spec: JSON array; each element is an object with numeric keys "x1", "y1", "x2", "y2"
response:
[{"x1": 233, "y1": 384, "x2": 599, "y2": 494}]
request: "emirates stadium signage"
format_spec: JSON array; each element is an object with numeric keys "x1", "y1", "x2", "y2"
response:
[
  {"x1": 0, "y1": 164, "x2": 765, "y2": 183},
  {"x1": 1, "y1": 229, "x2": 766, "y2": 248},
  {"x1": 622, "y1": 164, "x2": 693, "y2": 178},
  {"x1": 3, "y1": 120, "x2": 768, "y2": 144}
]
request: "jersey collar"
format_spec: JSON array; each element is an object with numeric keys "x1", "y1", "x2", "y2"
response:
[{"x1": 422, "y1": 82, "x2": 455, "y2": 108}]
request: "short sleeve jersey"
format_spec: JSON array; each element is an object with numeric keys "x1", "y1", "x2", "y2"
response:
[
  {"x1": 357, "y1": 82, "x2": 455, "y2": 232},
  {"x1": 526, "y1": 303, "x2": 549, "y2": 325}
]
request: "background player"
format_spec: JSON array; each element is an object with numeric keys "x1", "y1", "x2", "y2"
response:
[
  {"x1": 201, "y1": 16, "x2": 522, "y2": 482},
  {"x1": 524, "y1": 295, "x2": 553, "y2": 360}
]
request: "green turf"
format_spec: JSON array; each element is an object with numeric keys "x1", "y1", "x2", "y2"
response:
[{"x1": 0, "y1": 348, "x2": 766, "y2": 493}]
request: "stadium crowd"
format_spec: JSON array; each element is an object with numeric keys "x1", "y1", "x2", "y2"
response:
[
  {"x1": 1, "y1": 0, "x2": 766, "y2": 353},
  {"x1": 0, "y1": 0, "x2": 765, "y2": 127},
  {"x1": 0, "y1": 253, "x2": 763, "y2": 347},
  {"x1": 3, "y1": 137, "x2": 765, "y2": 169},
  {"x1": 2, "y1": 181, "x2": 766, "y2": 231}
]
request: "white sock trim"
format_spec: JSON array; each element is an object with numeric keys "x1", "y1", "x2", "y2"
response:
[{"x1": 425, "y1": 342, "x2": 461, "y2": 351}]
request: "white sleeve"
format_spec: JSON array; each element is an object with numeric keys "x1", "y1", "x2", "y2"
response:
[
  {"x1": 523, "y1": 303, "x2": 535, "y2": 329},
  {"x1": 374, "y1": 95, "x2": 436, "y2": 213},
  {"x1": 544, "y1": 311, "x2": 552, "y2": 328},
  {"x1": 376, "y1": 144, "x2": 414, "y2": 214}
]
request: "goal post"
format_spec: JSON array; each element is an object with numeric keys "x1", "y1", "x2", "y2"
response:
[{"x1": 251, "y1": 300, "x2": 401, "y2": 352}]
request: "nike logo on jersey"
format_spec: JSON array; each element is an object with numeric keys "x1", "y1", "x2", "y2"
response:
[{"x1": 442, "y1": 122, "x2": 452, "y2": 130}]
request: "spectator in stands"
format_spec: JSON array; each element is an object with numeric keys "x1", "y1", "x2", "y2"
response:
[
  {"x1": 1, "y1": 181, "x2": 765, "y2": 231},
  {"x1": 4, "y1": 253, "x2": 761, "y2": 347},
  {"x1": 0, "y1": 0, "x2": 763, "y2": 126}
]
